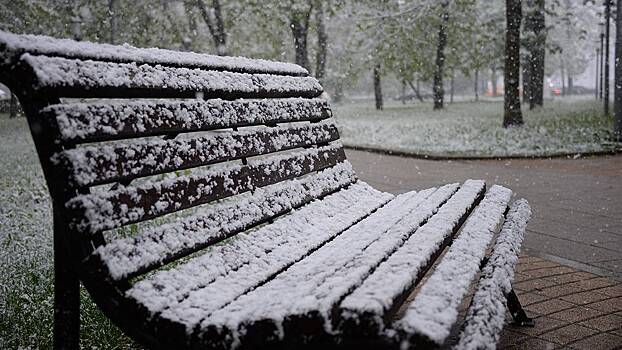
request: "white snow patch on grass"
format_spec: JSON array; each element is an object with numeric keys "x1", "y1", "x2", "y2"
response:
[{"x1": 334, "y1": 98, "x2": 617, "y2": 158}]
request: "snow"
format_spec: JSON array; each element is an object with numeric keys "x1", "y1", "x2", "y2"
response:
[
  {"x1": 335, "y1": 99, "x2": 614, "y2": 158},
  {"x1": 393, "y1": 185, "x2": 512, "y2": 346},
  {"x1": 0, "y1": 30, "x2": 308, "y2": 76},
  {"x1": 45, "y1": 97, "x2": 330, "y2": 143},
  {"x1": 339, "y1": 179, "x2": 485, "y2": 333},
  {"x1": 55, "y1": 121, "x2": 339, "y2": 187},
  {"x1": 66, "y1": 144, "x2": 345, "y2": 233},
  {"x1": 198, "y1": 183, "x2": 461, "y2": 347},
  {"x1": 22, "y1": 54, "x2": 322, "y2": 96},
  {"x1": 125, "y1": 180, "x2": 393, "y2": 332},
  {"x1": 96, "y1": 161, "x2": 358, "y2": 280},
  {"x1": 454, "y1": 199, "x2": 531, "y2": 350}
]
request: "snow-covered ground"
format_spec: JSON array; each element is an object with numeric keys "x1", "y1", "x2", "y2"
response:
[
  {"x1": 0, "y1": 116, "x2": 134, "y2": 348},
  {"x1": 334, "y1": 98, "x2": 616, "y2": 158}
]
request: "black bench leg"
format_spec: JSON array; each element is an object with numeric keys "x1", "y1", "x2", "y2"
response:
[
  {"x1": 506, "y1": 289, "x2": 535, "y2": 327},
  {"x1": 54, "y1": 228, "x2": 80, "y2": 350}
]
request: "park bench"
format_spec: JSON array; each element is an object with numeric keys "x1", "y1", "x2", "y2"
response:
[{"x1": 0, "y1": 31, "x2": 534, "y2": 350}]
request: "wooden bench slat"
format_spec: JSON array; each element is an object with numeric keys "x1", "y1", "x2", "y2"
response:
[
  {"x1": 58, "y1": 122, "x2": 340, "y2": 187},
  {"x1": 125, "y1": 181, "x2": 394, "y2": 333},
  {"x1": 0, "y1": 30, "x2": 308, "y2": 76},
  {"x1": 93, "y1": 162, "x2": 358, "y2": 281},
  {"x1": 338, "y1": 179, "x2": 486, "y2": 337},
  {"x1": 199, "y1": 184, "x2": 461, "y2": 348},
  {"x1": 393, "y1": 185, "x2": 513, "y2": 347},
  {"x1": 67, "y1": 144, "x2": 345, "y2": 234},
  {"x1": 44, "y1": 98, "x2": 331, "y2": 144},
  {"x1": 455, "y1": 199, "x2": 531, "y2": 349},
  {"x1": 22, "y1": 54, "x2": 322, "y2": 99}
]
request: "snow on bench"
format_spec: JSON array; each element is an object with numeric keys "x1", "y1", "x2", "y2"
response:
[
  {"x1": 393, "y1": 185, "x2": 512, "y2": 347},
  {"x1": 66, "y1": 144, "x2": 345, "y2": 234},
  {"x1": 338, "y1": 179, "x2": 486, "y2": 336},
  {"x1": 22, "y1": 54, "x2": 322, "y2": 99},
  {"x1": 0, "y1": 30, "x2": 307, "y2": 76},
  {"x1": 93, "y1": 162, "x2": 358, "y2": 281},
  {"x1": 44, "y1": 98, "x2": 331, "y2": 144},
  {"x1": 199, "y1": 184, "x2": 459, "y2": 347},
  {"x1": 56, "y1": 121, "x2": 339, "y2": 187},
  {"x1": 125, "y1": 181, "x2": 393, "y2": 334},
  {"x1": 455, "y1": 199, "x2": 532, "y2": 350}
]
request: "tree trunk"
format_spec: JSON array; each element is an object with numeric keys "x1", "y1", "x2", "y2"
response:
[
  {"x1": 522, "y1": 0, "x2": 534, "y2": 105},
  {"x1": 407, "y1": 80, "x2": 426, "y2": 102},
  {"x1": 530, "y1": 0, "x2": 545, "y2": 108},
  {"x1": 605, "y1": 0, "x2": 611, "y2": 116},
  {"x1": 334, "y1": 82, "x2": 344, "y2": 103},
  {"x1": 474, "y1": 68, "x2": 479, "y2": 101},
  {"x1": 374, "y1": 63, "x2": 383, "y2": 110},
  {"x1": 491, "y1": 65, "x2": 498, "y2": 97},
  {"x1": 433, "y1": 1, "x2": 449, "y2": 110},
  {"x1": 108, "y1": 0, "x2": 116, "y2": 44},
  {"x1": 522, "y1": 64, "x2": 531, "y2": 103},
  {"x1": 401, "y1": 80, "x2": 406, "y2": 104},
  {"x1": 450, "y1": 68, "x2": 455, "y2": 104},
  {"x1": 290, "y1": 4, "x2": 313, "y2": 71},
  {"x1": 567, "y1": 76, "x2": 573, "y2": 95},
  {"x1": 615, "y1": 0, "x2": 622, "y2": 139},
  {"x1": 560, "y1": 57, "x2": 566, "y2": 96},
  {"x1": 9, "y1": 92, "x2": 16, "y2": 119},
  {"x1": 197, "y1": 0, "x2": 227, "y2": 55},
  {"x1": 503, "y1": 0, "x2": 523, "y2": 127},
  {"x1": 315, "y1": 0, "x2": 327, "y2": 82}
]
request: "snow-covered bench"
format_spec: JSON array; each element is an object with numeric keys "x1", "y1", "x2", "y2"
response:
[{"x1": 0, "y1": 31, "x2": 534, "y2": 350}]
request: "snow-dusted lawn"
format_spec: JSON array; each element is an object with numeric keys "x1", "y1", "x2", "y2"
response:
[
  {"x1": 0, "y1": 116, "x2": 134, "y2": 348},
  {"x1": 334, "y1": 98, "x2": 616, "y2": 158}
]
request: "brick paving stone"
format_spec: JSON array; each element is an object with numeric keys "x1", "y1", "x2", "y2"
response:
[
  {"x1": 519, "y1": 255, "x2": 545, "y2": 264},
  {"x1": 544, "y1": 272, "x2": 598, "y2": 285},
  {"x1": 521, "y1": 266, "x2": 576, "y2": 279},
  {"x1": 498, "y1": 329, "x2": 529, "y2": 349},
  {"x1": 568, "y1": 333, "x2": 622, "y2": 350},
  {"x1": 519, "y1": 292, "x2": 550, "y2": 306},
  {"x1": 596, "y1": 285, "x2": 622, "y2": 298},
  {"x1": 514, "y1": 272, "x2": 532, "y2": 283},
  {"x1": 587, "y1": 297, "x2": 622, "y2": 312},
  {"x1": 515, "y1": 278, "x2": 560, "y2": 292},
  {"x1": 526, "y1": 299, "x2": 576, "y2": 316},
  {"x1": 536, "y1": 283, "x2": 587, "y2": 298},
  {"x1": 538, "y1": 324, "x2": 598, "y2": 345},
  {"x1": 561, "y1": 291, "x2": 612, "y2": 305},
  {"x1": 505, "y1": 338, "x2": 559, "y2": 350},
  {"x1": 517, "y1": 260, "x2": 562, "y2": 272},
  {"x1": 578, "y1": 314, "x2": 622, "y2": 332},
  {"x1": 509, "y1": 316, "x2": 568, "y2": 336},
  {"x1": 548, "y1": 306, "x2": 607, "y2": 323},
  {"x1": 572, "y1": 278, "x2": 618, "y2": 291}
]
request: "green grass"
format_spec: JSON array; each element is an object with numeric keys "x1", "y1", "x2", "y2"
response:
[
  {"x1": 334, "y1": 98, "x2": 617, "y2": 157},
  {"x1": 0, "y1": 116, "x2": 137, "y2": 349}
]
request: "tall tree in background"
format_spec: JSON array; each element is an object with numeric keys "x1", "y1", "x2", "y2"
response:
[
  {"x1": 433, "y1": 1, "x2": 449, "y2": 110},
  {"x1": 315, "y1": 0, "x2": 328, "y2": 82},
  {"x1": 197, "y1": 0, "x2": 227, "y2": 55},
  {"x1": 530, "y1": 0, "x2": 545, "y2": 108},
  {"x1": 374, "y1": 62, "x2": 383, "y2": 110},
  {"x1": 289, "y1": 2, "x2": 314, "y2": 71},
  {"x1": 108, "y1": 0, "x2": 116, "y2": 44},
  {"x1": 504, "y1": 0, "x2": 524, "y2": 127},
  {"x1": 615, "y1": 0, "x2": 622, "y2": 139}
]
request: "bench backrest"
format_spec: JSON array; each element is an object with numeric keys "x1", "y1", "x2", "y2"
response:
[{"x1": 0, "y1": 31, "x2": 355, "y2": 288}]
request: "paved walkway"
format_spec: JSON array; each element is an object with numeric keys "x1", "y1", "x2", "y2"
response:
[{"x1": 345, "y1": 150, "x2": 622, "y2": 281}]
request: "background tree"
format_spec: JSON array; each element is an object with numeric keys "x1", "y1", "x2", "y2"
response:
[{"x1": 504, "y1": 0, "x2": 524, "y2": 127}]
